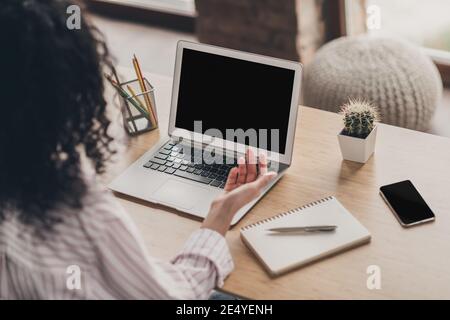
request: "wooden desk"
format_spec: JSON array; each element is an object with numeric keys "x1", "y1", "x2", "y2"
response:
[{"x1": 106, "y1": 69, "x2": 450, "y2": 299}]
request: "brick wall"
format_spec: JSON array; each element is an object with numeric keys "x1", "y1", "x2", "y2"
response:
[{"x1": 195, "y1": 0, "x2": 301, "y2": 61}]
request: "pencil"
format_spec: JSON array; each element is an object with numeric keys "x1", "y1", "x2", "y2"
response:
[
  {"x1": 126, "y1": 85, "x2": 146, "y2": 112},
  {"x1": 132, "y1": 55, "x2": 158, "y2": 127},
  {"x1": 105, "y1": 74, "x2": 150, "y2": 118},
  {"x1": 132, "y1": 56, "x2": 157, "y2": 125},
  {"x1": 104, "y1": 73, "x2": 138, "y2": 132},
  {"x1": 111, "y1": 65, "x2": 121, "y2": 84}
]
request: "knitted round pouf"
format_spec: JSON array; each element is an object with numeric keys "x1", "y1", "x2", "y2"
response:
[{"x1": 303, "y1": 36, "x2": 442, "y2": 131}]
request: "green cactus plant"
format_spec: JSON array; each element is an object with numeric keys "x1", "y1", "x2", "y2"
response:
[{"x1": 340, "y1": 99, "x2": 380, "y2": 139}]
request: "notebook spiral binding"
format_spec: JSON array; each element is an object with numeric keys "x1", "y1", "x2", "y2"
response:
[{"x1": 240, "y1": 196, "x2": 335, "y2": 231}]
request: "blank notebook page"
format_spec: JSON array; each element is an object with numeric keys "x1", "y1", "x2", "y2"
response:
[{"x1": 240, "y1": 196, "x2": 371, "y2": 276}]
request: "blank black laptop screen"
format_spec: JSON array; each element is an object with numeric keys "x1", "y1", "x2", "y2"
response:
[{"x1": 175, "y1": 48, "x2": 295, "y2": 154}]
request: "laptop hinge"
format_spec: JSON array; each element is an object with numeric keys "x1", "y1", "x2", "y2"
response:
[
  {"x1": 169, "y1": 135, "x2": 283, "y2": 171},
  {"x1": 170, "y1": 135, "x2": 243, "y2": 160}
]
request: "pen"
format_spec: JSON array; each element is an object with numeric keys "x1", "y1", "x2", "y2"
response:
[{"x1": 267, "y1": 225, "x2": 337, "y2": 233}]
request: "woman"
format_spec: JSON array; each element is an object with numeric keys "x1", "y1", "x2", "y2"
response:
[{"x1": 0, "y1": 0, "x2": 275, "y2": 299}]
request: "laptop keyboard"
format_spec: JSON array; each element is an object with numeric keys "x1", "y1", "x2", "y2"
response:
[{"x1": 143, "y1": 141, "x2": 237, "y2": 188}]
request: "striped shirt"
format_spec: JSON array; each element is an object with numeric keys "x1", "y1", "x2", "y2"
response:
[{"x1": 0, "y1": 182, "x2": 234, "y2": 299}]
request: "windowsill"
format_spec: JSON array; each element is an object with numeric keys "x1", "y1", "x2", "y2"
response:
[
  {"x1": 425, "y1": 48, "x2": 450, "y2": 65},
  {"x1": 91, "y1": 0, "x2": 197, "y2": 17},
  {"x1": 86, "y1": 0, "x2": 196, "y2": 33},
  {"x1": 420, "y1": 48, "x2": 450, "y2": 87}
]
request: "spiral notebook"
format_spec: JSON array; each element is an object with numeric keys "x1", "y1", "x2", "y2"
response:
[{"x1": 240, "y1": 196, "x2": 371, "y2": 276}]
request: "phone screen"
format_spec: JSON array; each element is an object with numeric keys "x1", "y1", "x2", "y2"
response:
[{"x1": 380, "y1": 180, "x2": 435, "y2": 226}]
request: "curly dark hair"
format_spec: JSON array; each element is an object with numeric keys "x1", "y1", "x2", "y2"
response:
[{"x1": 0, "y1": 0, "x2": 115, "y2": 232}]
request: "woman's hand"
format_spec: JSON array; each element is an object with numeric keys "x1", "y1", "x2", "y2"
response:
[{"x1": 201, "y1": 149, "x2": 277, "y2": 236}]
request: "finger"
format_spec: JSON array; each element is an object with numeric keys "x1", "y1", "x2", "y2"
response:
[
  {"x1": 224, "y1": 167, "x2": 239, "y2": 191},
  {"x1": 258, "y1": 152, "x2": 268, "y2": 176},
  {"x1": 246, "y1": 149, "x2": 257, "y2": 182},
  {"x1": 237, "y1": 156, "x2": 247, "y2": 184}
]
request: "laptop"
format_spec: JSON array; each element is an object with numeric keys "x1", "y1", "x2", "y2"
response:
[{"x1": 109, "y1": 41, "x2": 302, "y2": 225}]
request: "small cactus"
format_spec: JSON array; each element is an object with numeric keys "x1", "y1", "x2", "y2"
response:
[{"x1": 340, "y1": 99, "x2": 380, "y2": 138}]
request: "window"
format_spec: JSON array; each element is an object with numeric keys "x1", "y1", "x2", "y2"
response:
[
  {"x1": 346, "y1": 0, "x2": 450, "y2": 84},
  {"x1": 347, "y1": 0, "x2": 450, "y2": 54},
  {"x1": 365, "y1": 0, "x2": 450, "y2": 52}
]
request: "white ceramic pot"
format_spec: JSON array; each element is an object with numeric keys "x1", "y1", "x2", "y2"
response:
[{"x1": 337, "y1": 126, "x2": 377, "y2": 163}]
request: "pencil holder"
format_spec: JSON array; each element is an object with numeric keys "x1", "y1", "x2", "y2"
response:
[{"x1": 117, "y1": 78, "x2": 158, "y2": 136}]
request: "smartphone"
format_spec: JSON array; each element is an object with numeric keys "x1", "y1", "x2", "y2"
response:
[{"x1": 379, "y1": 180, "x2": 435, "y2": 227}]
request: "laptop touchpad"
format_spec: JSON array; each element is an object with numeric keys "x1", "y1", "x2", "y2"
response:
[{"x1": 152, "y1": 179, "x2": 210, "y2": 210}]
